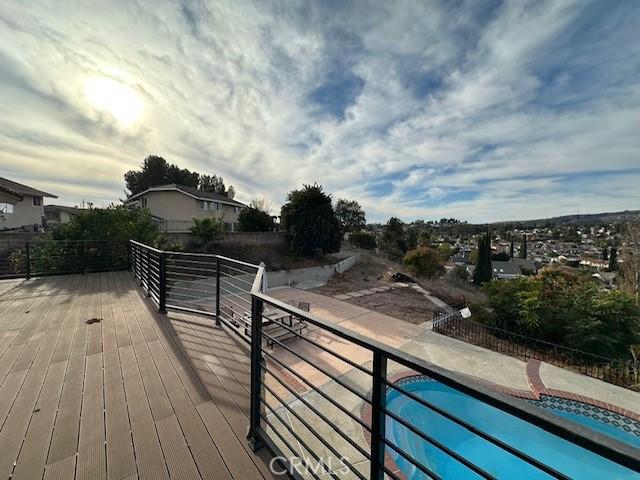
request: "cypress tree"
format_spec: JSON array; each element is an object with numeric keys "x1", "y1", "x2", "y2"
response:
[
  {"x1": 473, "y1": 232, "x2": 493, "y2": 285},
  {"x1": 509, "y1": 237, "x2": 514, "y2": 258},
  {"x1": 609, "y1": 246, "x2": 618, "y2": 271},
  {"x1": 520, "y1": 235, "x2": 528, "y2": 259}
]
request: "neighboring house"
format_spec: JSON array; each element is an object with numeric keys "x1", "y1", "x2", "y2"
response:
[
  {"x1": 125, "y1": 184, "x2": 246, "y2": 232},
  {"x1": 492, "y1": 258, "x2": 537, "y2": 280},
  {"x1": 0, "y1": 177, "x2": 57, "y2": 231},
  {"x1": 44, "y1": 205, "x2": 83, "y2": 227}
]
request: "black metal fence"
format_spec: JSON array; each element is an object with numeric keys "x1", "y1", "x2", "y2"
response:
[
  {"x1": 0, "y1": 238, "x2": 129, "y2": 279},
  {"x1": 433, "y1": 314, "x2": 640, "y2": 392},
  {"x1": 127, "y1": 240, "x2": 640, "y2": 479}
]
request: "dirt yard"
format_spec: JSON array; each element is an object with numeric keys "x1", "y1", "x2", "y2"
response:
[
  {"x1": 311, "y1": 250, "x2": 486, "y2": 324},
  {"x1": 346, "y1": 287, "x2": 437, "y2": 324}
]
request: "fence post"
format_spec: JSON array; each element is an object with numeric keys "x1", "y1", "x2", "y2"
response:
[
  {"x1": 81, "y1": 240, "x2": 86, "y2": 274},
  {"x1": 159, "y1": 251, "x2": 167, "y2": 314},
  {"x1": 370, "y1": 350, "x2": 388, "y2": 480},
  {"x1": 145, "y1": 248, "x2": 151, "y2": 297},
  {"x1": 25, "y1": 241, "x2": 31, "y2": 280},
  {"x1": 215, "y1": 258, "x2": 221, "y2": 326},
  {"x1": 247, "y1": 295, "x2": 264, "y2": 451}
]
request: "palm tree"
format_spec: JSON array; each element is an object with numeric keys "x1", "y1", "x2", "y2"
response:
[{"x1": 190, "y1": 217, "x2": 222, "y2": 249}]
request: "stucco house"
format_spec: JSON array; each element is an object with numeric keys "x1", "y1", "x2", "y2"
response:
[
  {"x1": 0, "y1": 177, "x2": 57, "y2": 231},
  {"x1": 44, "y1": 205, "x2": 84, "y2": 227},
  {"x1": 125, "y1": 184, "x2": 246, "y2": 232}
]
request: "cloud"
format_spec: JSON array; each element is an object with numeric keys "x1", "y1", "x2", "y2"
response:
[{"x1": 0, "y1": 0, "x2": 638, "y2": 222}]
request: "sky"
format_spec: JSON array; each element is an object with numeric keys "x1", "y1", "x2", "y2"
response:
[{"x1": 1, "y1": 0, "x2": 639, "y2": 223}]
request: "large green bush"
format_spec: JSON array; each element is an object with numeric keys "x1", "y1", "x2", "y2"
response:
[
  {"x1": 238, "y1": 207, "x2": 275, "y2": 232},
  {"x1": 349, "y1": 231, "x2": 377, "y2": 250},
  {"x1": 484, "y1": 269, "x2": 640, "y2": 359},
  {"x1": 403, "y1": 247, "x2": 445, "y2": 279}
]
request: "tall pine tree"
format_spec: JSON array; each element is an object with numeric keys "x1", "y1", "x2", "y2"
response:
[
  {"x1": 509, "y1": 237, "x2": 515, "y2": 258},
  {"x1": 520, "y1": 235, "x2": 528, "y2": 259}
]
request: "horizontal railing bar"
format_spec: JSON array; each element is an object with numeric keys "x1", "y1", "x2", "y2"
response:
[
  {"x1": 257, "y1": 415, "x2": 323, "y2": 480},
  {"x1": 261, "y1": 362, "x2": 371, "y2": 460},
  {"x1": 260, "y1": 399, "x2": 342, "y2": 480},
  {"x1": 260, "y1": 348, "x2": 370, "y2": 431},
  {"x1": 261, "y1": 380, "x2": 368, "y2": 480},
  {"x1": 259, "y1": 313, "x2": 373, "y2": 376},
  {"x1": 383, "y1": 439, "x2": 442, "y2": 480},
  {"x1": 260, "y1": 329, "x2": 370, "y2": 404}
]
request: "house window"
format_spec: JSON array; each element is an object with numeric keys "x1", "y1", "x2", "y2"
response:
[
  {"x1": 33, "y1": 196, "x2": 43, "y2": 206},
  {"x1": 234, "y1": 206, "x2": 240, "y2": 214},
  {"x1": 0, "y1": 203, "x2": 15, "y2": 214}
]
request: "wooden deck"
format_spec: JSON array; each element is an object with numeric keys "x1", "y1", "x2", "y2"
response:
[{"x1": 0, "y1": 271, "x2": 282, "y2": 480}]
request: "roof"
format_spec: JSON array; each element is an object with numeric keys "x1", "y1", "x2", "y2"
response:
[
  {"x1": 492, "y1": 261, "x2": 524, "y2": 277},
  {"x1": 0, "y1": 177, "x2": 57, "y2": 199},
  {"x1": 126, "y1": 184, "x2": 246, "y2": 207},
  {"x1": 44, "y1": 204, "x2": 83, "y2": 215}
]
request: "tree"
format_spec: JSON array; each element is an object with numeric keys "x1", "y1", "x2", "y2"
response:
[
  {"x1": 198, "y1": 174, "x2": 226, "y2": 194},
  {"x1": 509, "y1": 238, "x2": 515, "y2": 258},
  {"x1": 404, "y1": 247, "x2": 445, "y2": 279},
  {"x1": 380, "y1": 217, "x2": 407, "y2": 256},
  {"x1": 124, "y1": 155, "x2": 232, "y2": 197},
  {"x1": 280, "y1": 184, "x2": 341, "y2": 256},
  {"x1": 619, "y1": 219, "x2": 640, "y2": 306},
  {"x1": 334, "y1": 199, "x2": 366, "y2": 234},
  {"x1": 238, "y1": 207, "x2": 275, "y2": 232},
  {"x1": 609, "y1": 246, "x2": 618, "y2": 271},
  {"x1": 473, "y1": 232, "x2": 492, "y2": 285},
  {"x1": 349, "y1": 231, "x2": 377, "y2": 250},
  {"x1": 437, "y1": 243, "x2": 453, "y2": 261},
  {"x1": 190, "y1": 217, "x2": 222, "y2": 248},
  {"x1": 520, "y1": 234, "x2": 528, "y2": 259}
]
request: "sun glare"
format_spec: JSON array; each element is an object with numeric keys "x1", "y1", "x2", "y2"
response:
[{"x1": 84, "y1": 76, "x2": 143, "y2": 126}]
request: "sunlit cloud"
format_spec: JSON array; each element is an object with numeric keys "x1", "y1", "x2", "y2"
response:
[{"x1": 0, "y1": 0, "x2": 638, "y2": 221}]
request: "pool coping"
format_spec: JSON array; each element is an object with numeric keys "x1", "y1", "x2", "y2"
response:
[{"x1": 360, "y1": 359, "x2": 640, "y2": 479}]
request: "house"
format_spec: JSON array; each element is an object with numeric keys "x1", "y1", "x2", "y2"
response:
[
  {"x1": 44, "y1": 205, "x2": 84, "y2": 227},
  {"x1": 125, "y1": 184, "x2": 246, "y2": 232},
  {"x1": 0, "y1": 177, "x2": 57, "y2": 231},
  {"x1": 492, "y1": 258, "x2": 537, "y2": 280}
]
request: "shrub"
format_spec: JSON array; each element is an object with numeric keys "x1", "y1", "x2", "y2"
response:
[
  {"x1": 349, "y1": 231, "x2": 377, "y2": 250},
  {"x1": 238, "y1": 207, "x2": 275, "y2": 232},
  {"x1": 403, "y1": 247, "x2": 445, "y2": 279},
  {"x1": 453, "y1": 265, "x2": 469, "y2": 281},
  {"x1": 190, "y1": 217, "x2": 222, "y2": 248}
]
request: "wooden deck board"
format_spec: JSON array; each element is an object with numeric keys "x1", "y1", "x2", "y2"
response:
[{"x1": 0, "y1": 272, "x2": 277, "y2": 480}]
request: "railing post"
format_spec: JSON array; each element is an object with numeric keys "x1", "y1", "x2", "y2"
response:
[
  {"x1": 215, "y1": 259, "x2": 221, "y2": 326},
  {"x1": 25, "y1": 241, "x2": 31, "y2": 280},
  {"x1": 127, "y1": 241, "x2": 131, "y2": 272},
  {"x1": 145, "y1": 248, "x2": 151, "y2": 297},
  {"x1": 159, "y1": 251, "x2": 167, "y2": 314},
  {"x1": 370, "y1": 350, "x2": 388, "y2": 480},
  {"x1": 247, "y1": 295, "x2": 264, "y2": 451}
]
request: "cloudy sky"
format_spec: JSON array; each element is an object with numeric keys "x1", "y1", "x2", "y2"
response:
[{"x1": 1, "y1": 0, "x2": 639, "y2": 222}]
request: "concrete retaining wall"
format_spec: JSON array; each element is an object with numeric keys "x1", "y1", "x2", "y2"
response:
[{"x1": 265, "y1": 254, "x2": 359, "y2": 289}]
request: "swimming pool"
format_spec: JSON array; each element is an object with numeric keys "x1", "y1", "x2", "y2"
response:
[{"x1": 386, "y1": 377, "x2": 640, "y2": 479}]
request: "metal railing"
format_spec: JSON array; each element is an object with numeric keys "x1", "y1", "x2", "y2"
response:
[
  {"x1": 0, "y1": 238, "x2": 129, "y2": 279},
  {"x1": 127, "y1": 240, "x2": 640, "y2": 479},
  {"x1": 433, "y1": 314, "x2": 640, "y2": 392}
]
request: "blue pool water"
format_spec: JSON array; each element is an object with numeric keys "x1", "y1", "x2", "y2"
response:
[{"x1": 386, "y1": 378, "x2": 640, "y2": 479}]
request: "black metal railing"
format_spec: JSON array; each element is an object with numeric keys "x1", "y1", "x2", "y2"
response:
[
  {"x1": 129, "y1": 240, "x2": 263, "y2": 338},
  {"x1": 0, "y1": 238, "x2": 129, "y2": 279},
  {"x1": 433, "y1": 314, "x2": 640, "y2": 392},
  {"x1": 127, "y1": 240, "x2": 640, "y2": 479}
]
